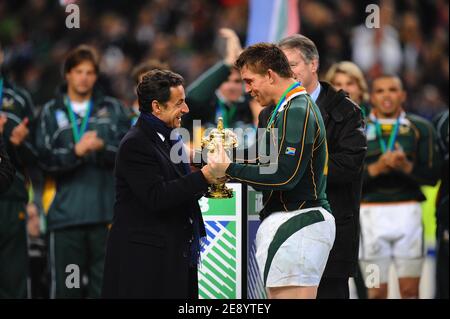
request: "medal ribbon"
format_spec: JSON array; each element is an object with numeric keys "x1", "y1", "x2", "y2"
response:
[
  {"x1": 64, "y1": 95, "x2": 93, "y2": 143},
  {"x1": 374, "y1": 116, "x2": 400, "y2": 153},
  {"x1": 266, "y1": 82, "x2": 304, "y2": 129}
]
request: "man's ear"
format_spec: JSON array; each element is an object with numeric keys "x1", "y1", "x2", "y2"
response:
[
  {"x1": 310, "y1": 58, "x2": 319, "y2": 74},
  {"x1": 400, "y1": 90, "x2": 407, "y2": 105},
  {"x1": 267, "y1": 69, "x2": 275, "y2": 84},
  {"x1": 151, "y1": 100, "x2": 160, "y2": 114}
]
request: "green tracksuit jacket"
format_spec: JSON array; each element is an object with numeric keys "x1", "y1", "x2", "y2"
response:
[{"x1": 35, "y1": 88, "x2": 129, "y2": 230}]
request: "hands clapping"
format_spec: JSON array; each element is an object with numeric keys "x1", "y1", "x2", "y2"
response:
[
  {"x1": 0, "y1": 115, "x2": 31, "y2": 146},
  {"x1": 74, "y1": 131, "x2": 105, "y2": 157},
  {"x1": 368, "y1": 143, "x2": 413, "y2": 176},
  {"x1": 0, "y1": 114, "x2": 7, "y2": 135}
]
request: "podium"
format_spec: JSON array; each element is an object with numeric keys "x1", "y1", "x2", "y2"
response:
[
  {"x1": 197, "y1": 183, "x2": 243, "y2": 299},
  {"x1": 198, "y1": 184, "x2": 267, "y2": 299}
]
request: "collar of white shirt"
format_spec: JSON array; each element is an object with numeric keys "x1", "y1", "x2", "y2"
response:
[{"x1": 309, "y1": 82, "x2": 321, "y2": 103}]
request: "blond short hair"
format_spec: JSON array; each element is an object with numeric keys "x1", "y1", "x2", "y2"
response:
[{"x1": 325, "y1": 61, "x2": 369, "y2": 103}]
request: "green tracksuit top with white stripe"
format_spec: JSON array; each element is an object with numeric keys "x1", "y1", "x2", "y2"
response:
[
  {"x1": 0, "y1": 77, "x2": 38, "y2": 202},
  {"x1": 226, "y1": 86, "x2": 330, "y2": 218},
  {"x1": 362, "y1": 111, "x2": 440, "y2": 203},
  {"x1": 35, "y1": 88, "x2": 130, "y2": 230}
]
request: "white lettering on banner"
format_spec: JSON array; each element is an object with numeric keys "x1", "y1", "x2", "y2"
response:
[
  {"x1": 365, "y1": 4, "x2": 380, "y2": 29},
  {"x1": 365, "y1": 263, "x2": 381, "y2": 288},
  {"x1": 65, "y1": 264, "x2": 80, "y2": 289},
  {"x1": 65, "y1": 4, "x2": 80, "y2": 29}
]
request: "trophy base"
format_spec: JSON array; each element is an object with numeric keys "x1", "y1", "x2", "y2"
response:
[{"x1": 205, "y1": 184, "x2": 234, "y2": 199}]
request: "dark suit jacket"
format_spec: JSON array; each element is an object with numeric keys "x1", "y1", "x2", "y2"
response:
[
  {"x1": 315, "y1": 82, "x2": 367, "y2": 278},
  {"x1": 102, "y1": 118, "x2": 208, "y2": 299},
  {"x1": 258, "y1": 82, "x2": 367, "y2": 278}
]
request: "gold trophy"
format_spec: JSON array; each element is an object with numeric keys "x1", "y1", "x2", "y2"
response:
[{"x1": 201, "y1": 117, "x2": 238, "y2": 198}]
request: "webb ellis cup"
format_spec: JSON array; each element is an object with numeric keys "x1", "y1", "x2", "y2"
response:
[{"x1": 201, "y1": 117, "x2": 238, "y2": 198}]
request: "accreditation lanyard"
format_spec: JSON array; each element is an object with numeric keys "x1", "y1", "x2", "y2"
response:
[
  {"x1": 216, "y1": 99, "x2": 237, "y2": 128},
  {"x1": 266, "y1": 82, "x2": 301, "y2": 130},
  {"x1": 374, "y1": 116, "x2": 400, "y2": 153},
  {"x1": 64, "y1": 95, "x2": 93, "y2": 143},
  {"x1": 0, "y1": 78, "x2": 3, "y2": 110}
]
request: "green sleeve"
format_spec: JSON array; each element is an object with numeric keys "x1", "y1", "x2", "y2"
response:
[
  {"x1": 11, "y1": 87, "x2": 38, "y2": 166},
  {"x1": 186, "y1": 62, "x2": 231, "y2": 106},
  {"x1": 226, "y1": 98, "x2": 317, "y2": 191}
]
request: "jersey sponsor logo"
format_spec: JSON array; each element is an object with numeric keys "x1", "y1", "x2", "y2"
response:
[
  {"x1": 55, "y1": 109, "x2": 69, "y2": 128},
  {"x1": 399, "y1": 124, "x2": 410, "y2": 135},
  {"x1": 285, "y1": 147, "x2": 296, "y2": 155},
  {"x1": 96, "y1": 107, "x2": 110, "y2": 118},
  {"x1": 1, "y1": 97, "x2": 15, "y2": 110}
]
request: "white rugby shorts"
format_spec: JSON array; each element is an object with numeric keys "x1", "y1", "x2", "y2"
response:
[
  {"x1": 255, "y1": 207, "x2": 335, "y2": 287},
  {"x1": 359, "y1": 201, "x2": 425, "y2": 283}
]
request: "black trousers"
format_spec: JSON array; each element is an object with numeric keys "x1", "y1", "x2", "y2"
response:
[
  {"x1": 436, "y1": 226, "x2": 449, "y2": 299},
  {"x1": 0, "y1": 200, "x2": 28, "y2": 299},
  {"x1": 317, "y1": 277, "x2": 350, "y2": 299},
  {"x1": 49, "y1": 224, "x2": 108, "y2": 298},
  {"x1": 354, "y1": 265, "x2": 368, "y2": 299},
  {"x1": 188, "y1": 265, "x2": 199, "y2": 299}
]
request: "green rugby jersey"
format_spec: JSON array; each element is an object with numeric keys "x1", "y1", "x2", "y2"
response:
[
  {"x1": 35, "y1": 89, "x2": 130, "y2": 230},
  {"x1": 226, "y1": 86, "x2": 330, "y2": 217},
  {"x1": 362, "y1": 111, "x2": 440, "y2": 203}
]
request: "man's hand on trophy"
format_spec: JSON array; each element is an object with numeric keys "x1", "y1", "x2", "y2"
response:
[
  {"x1": 201, "y1": 165, "x2": 217, "y2": 184},
  {"x1": 186, "y1": 142, "x2": 203, "y2": 170},
  {"x1": 207, "y1": 142, "x2": 231, "y2": 178},
  {"x1": 201, "y1": 165, "x2": 228, "y2": 184}
]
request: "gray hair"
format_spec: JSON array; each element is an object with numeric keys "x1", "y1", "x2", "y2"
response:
[{"x1": 279, "y1": 34, "x2": 319, "y2": 66}]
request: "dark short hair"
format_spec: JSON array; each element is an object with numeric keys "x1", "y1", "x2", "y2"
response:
[
  {"x1": 370, "y1": 74, "x2": 404, "y2": 91},
  {"x1": 63, "y1": 45, "x2": 99, "y2": 74},
  {"x1": 136, "y1": 69, "x2": 184, "y2": 113},
  {"x1": 279, "y1": 34, "x2": 319, "y2": 66},
  {"x1": 131, "y1": 59, "x2": 170, "y2": 85},
  {"x1": 235, "y1": 43, "x2": 293, "y2": 78}
]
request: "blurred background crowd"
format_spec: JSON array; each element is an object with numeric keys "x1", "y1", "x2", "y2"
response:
[{"x1": 0, "y1": 0, "x2": 448, "y2": 120}]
